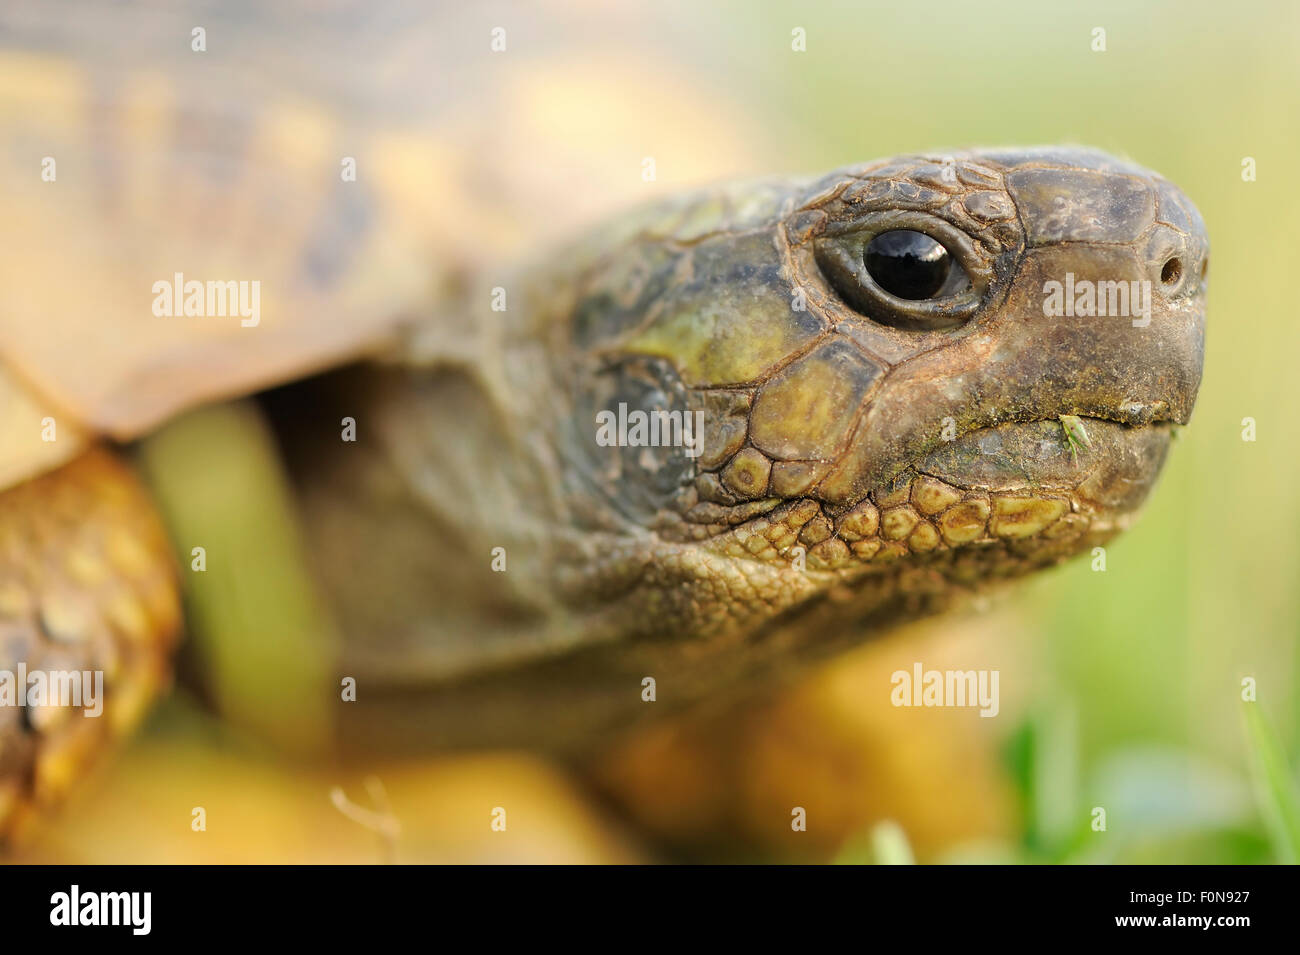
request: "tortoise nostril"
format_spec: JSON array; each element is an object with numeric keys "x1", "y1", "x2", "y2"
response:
[
  {"x1": 1161, "y1": 257, "x2": 1182, "y2": 286},
  {"x1": 1199, "y1": 256, "x2": 1209, "y2": 281}
]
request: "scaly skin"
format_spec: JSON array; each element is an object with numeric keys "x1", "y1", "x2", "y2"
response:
[
  {"x1": 0, "y1": 148, "x2": 1207, "y2": 836},
  {"x1": 0, "y1": 450, "x2": 180, "y2": 841},
  {"x1": 287, "y1": 147, "x2": 1207, "y2": 753}
]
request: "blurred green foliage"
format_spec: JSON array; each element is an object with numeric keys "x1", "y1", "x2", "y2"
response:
[
  {"x1": 839, "y1": 701, "x2": 1295, "y2": 864},
  {"x1": 1243, "y1": 701, "x2": 1300, "y2": 862}
]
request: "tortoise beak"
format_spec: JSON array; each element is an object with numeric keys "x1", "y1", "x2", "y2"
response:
[
  {"x1": 817, "y1": 149, "x2": 1207, "y2": 506},
  {"x1": 1001, "y1": 158, "x2": 1208, "y2": 428}
]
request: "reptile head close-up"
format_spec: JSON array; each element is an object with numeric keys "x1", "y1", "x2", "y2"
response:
[
  {"x1": 254, "y1": 146, "x2": 1207, "y2": 756},
  {"x1": 7, "y1": 0, "x2": 1263, "y2": 874},
  {"x1": 518, "y1": 146, "x2": 1208, "y2": 703}
]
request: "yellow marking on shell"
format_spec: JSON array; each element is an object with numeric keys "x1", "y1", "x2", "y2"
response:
[
  {"x1": 370, "y1": 130, "x2": 521, "y2": 255},
  {"x1": 509, "y1": 54, "x2": 760, "y2": 209},
  {"x1": 117, "y1": 72, "x2": 177, "y2": 215},
  {"x1": 0, "y1": 60, "x2": 419, "y2": 444},
  {"x1": 250, "y1": 97, "x2": 339, "y2": 172},
  {"x1": 230, "y1": 97, "x2": 339, "y2": 274},
  {"x1": 0, "y1": 52, "x2": 89, "y2": 136}
]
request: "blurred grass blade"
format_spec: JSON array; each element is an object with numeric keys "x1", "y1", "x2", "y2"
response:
[
  {"x1": 137, "y1": 400, "x2": 339, "y2": 755},
  {"x1": 869, "y1": 820, "x2": 916, "y2": 865},
  {"x1": 833, "y1": 819, "x2": 915, "y2": 865},
  {"x1": 1005, "y1": 703, "x2": 1080, "y2": 858},
  {"x1": 1241, "y1": 703, "x2": 1300, "y2": 863}
]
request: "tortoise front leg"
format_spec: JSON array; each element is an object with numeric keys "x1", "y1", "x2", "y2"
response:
[{"x1": 0, "y1": 449, "x2": 180, "y2": 843}]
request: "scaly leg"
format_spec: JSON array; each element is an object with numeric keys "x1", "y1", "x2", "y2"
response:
[{"x1": 0, "y1": 449, "x2": 180, "y2": 843}]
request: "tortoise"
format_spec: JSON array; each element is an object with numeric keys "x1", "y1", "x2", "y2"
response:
[{"x1": 0, "y1": 2, "x2": 1206, "y2": 843}]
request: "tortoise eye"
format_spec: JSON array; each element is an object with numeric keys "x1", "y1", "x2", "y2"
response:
[
  {"x1": 865, "y1": 230, "x2": 964, "y2": 300},
  {"x1": 813, "y1": 215, "x2": 987, "y2": 331}
]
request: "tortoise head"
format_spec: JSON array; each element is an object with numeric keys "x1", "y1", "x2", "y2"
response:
[{"x1": 562, "y1": 147, "x2": 1206, "y2": 642}]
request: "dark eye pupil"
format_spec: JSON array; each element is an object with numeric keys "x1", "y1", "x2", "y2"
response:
[{"x1": 864, "y1": 230, "x2": 951, "y2": 300}]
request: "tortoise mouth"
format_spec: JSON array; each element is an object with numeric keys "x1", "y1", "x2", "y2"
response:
[
  {"x1": 797, "y1": 416, "x2": 1174, "y2": 570},
  {"x1": 695, "y1": 415, "x2": 1173, "y2": 576},
  {"x1": 913, "y1": 415, "x2": 1173, "y2": 514}
]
